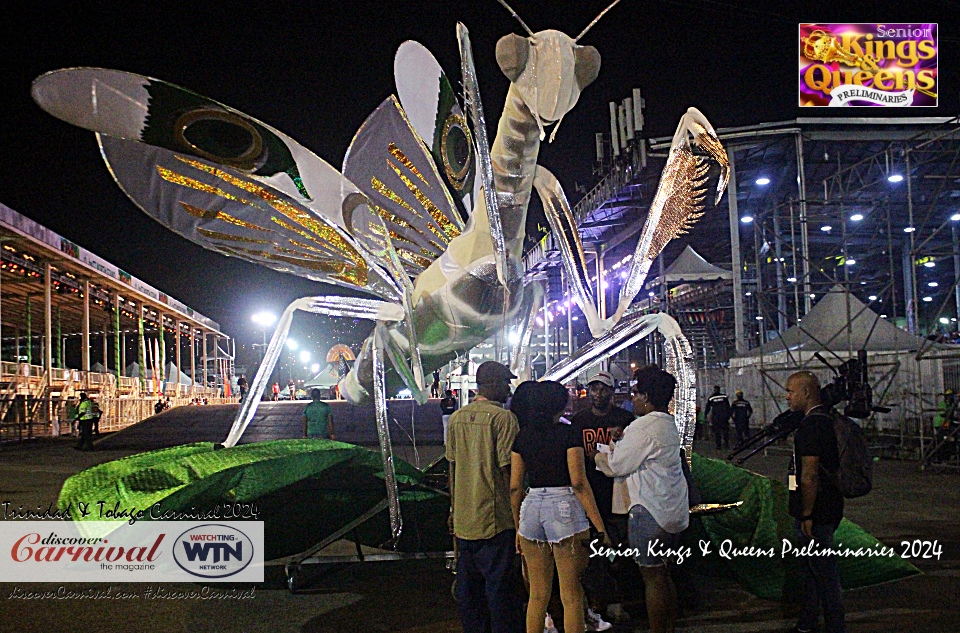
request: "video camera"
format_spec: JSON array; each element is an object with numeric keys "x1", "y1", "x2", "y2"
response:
[
  {"x1": 727, "y1": 349, "x2": 888, "y2": 463},
  {"x1": 815, "y1": 350, "x2": 889, "y2": 419}
]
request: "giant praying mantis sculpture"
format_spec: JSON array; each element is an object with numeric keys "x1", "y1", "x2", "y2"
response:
[{"x1": 31, "y1": 0, "x2": 727, "y2": 540}]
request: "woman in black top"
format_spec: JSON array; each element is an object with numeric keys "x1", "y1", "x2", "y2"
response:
[{"x1": 510, "y1": 381, "x2": 608, "y2": 633}]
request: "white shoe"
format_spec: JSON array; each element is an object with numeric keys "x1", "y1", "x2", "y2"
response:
[
  {"x1": 544, "y1": 613, "x2": 559, "y2": 633},
  {"x1": 585, "y1": 607, "x2": 613, "y2": 632}
]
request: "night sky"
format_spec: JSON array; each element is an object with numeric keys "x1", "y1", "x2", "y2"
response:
[{"x1": 0, "y1": 1, "x2": 955, "y2": 364}]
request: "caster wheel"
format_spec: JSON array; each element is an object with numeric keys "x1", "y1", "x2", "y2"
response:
[{"x1": 285, "y1": 563, "x2": 301, "y2": 594}]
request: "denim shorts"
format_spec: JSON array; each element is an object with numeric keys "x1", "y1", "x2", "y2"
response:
[
  {"x1": 519, "y1": 487, "x2": 590, "y2": 544},
  {"x1": 628, "y1": 504, "x2": 679, "y2": 567}
]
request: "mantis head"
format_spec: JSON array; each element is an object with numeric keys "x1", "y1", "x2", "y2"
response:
[{"x1": 495, "y1": 30, "x2": 600, "y2": 140}]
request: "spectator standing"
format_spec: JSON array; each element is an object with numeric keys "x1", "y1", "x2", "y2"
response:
[
  {"x1": 446, "y1": 361, "x2": 524, "y2": 633},
  {"x1": 303, "y1": 388, "x2": 335, "y2": 440},
  {"x1": 287, "y1": 379, "x2": 296, "y2": 400},
  {"x1": 596, "y1": 365, "x2": 688, "y2": 633},
  {"x1": 785, "y1": 371, "x2": 845, "y2": 633},
  {"x1": 237, "y1": 374, "x2": 248, "y2": 401},
  {"x1": 705, "y1": 385, "x2": 732, "y2": 450},
  {"x1": 511, "y1": 380, "x2": 610, "y2": 633},
  {"x1": 572, "y1": 371, "x2": 633, "y2": 628},
  {"x1": 731, "y1": 390, "x2": 754, "y2": 446},
  {"x1": 440, "y1": 389, "x2": 457, "y2": 445},
  {"x1": 271, "y1": 382, "x2": 280, "y2": 401},
  {"x1": 431, "y1": 369, "x2": 441, "y2": 398}
]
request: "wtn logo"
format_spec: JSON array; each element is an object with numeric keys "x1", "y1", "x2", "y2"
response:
[
  {"x1": 173, "y1": 524, "x2": 255, "y2": 579},
  {"x1": 181, "y1": 541, "x2": 243, "y2": 563}
]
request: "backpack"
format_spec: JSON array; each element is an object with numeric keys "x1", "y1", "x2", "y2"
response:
[{"x1": 829, "y1": 410, "x2": 873, "y2": 498}]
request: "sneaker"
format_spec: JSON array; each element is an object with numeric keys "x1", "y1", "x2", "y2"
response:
[
  {"x1": 606, "y1": 602, "x2": 630, "y2": 623},
  {"x1": 585, "y1": 607, "x2": 613, "y2": 632},
  {"x1": 544, "y1": 613, "x2": 559, "y2": 633}
]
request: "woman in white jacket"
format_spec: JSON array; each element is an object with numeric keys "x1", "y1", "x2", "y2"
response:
[{"x1": 596, "y1": 365, "x2": 688, "y2": 633}]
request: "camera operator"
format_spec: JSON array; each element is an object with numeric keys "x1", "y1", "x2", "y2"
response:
[{"x1": 784, "y1": 371, "x2": 845, "y2": 633}]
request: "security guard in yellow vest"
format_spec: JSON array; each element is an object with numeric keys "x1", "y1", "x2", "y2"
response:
[{"x1": 75, "y1": 393, "x2": 97, "y2": 451}]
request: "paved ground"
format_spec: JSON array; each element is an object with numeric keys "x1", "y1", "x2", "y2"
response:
[{"x1": 0, "y1": 413, "x2": 958, "y2": 633}]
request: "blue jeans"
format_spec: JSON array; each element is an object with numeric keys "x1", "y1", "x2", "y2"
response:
[
  {"x1": 629, "y1": 504, "x2": 679, "y2": 567},
  {"x1": 519, "y1": 487, "x2": 590, "y2": 544},
  {"x1": 455, "y1": 529, "x2": 524, "y2": 633},
  {"x1": 795, "y1": 521, "x2": 845, "y2": 633}
]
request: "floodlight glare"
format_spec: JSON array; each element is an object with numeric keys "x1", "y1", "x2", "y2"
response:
[
  {"x1": 745, "y1": 292, "x2": 752, "y2": 296},
  {"x1": 787, "y1": 277, "x2": 797, "y2": 283},
  {"x1": 868, "y1": 295, "x2": 877, "y2": 301},
  {"x1": 286, "y1": 339, "x2": 298, "y2": 351},
  {"x1": 850, "y1": 214, "x2": 864, "y2": 222},
  {"x1": 755, "y1": 315, "x2": 763, "y2": 320},
  {"x1": 924, "y1": 261, "x2": 935, "y2": 268},
  {"x1": 755, "y1": 177, "x2": 771, "y2": 186},
  {"x1": 888, "y1": 174, "x2": 904, "y2": 183},
  {"x1": 928, "y1": 282, "x2": 939, "y2": 287},
  {"x1": 310, "y1": 363, "x2": 320, "y2": 373},
  {"x1": 741, "y1": 215, "x2": 754, "y2": 223},
  {"x1": 820, "y1": 225, "x2": 832, "y2": 232},
  {"x1": 508, "y1": 330, "x2": 520, "y2": 345},
  {"x1": 940, "y1": 317, "x2": 950, "y2": 325},
  {"x1": 904, "y1": 226, "x2": 916, "y2": 233},
  {"x1": 922, "y1": 297, "x2": 933, "y2": 302},
  {"x1": 951, "y1": 213, "x2": 960, "y2": 222},
  {"x1": 251, "y1": 311, "x2": 277, "y2": 327}
]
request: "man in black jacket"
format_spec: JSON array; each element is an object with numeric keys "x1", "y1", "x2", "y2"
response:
[
  {"x1": 705, "y1": 386, "x2": 731, "y2": 450},
  {"x1": 731, "y1": 390, "x2": 754, "y2": 446},
  {"x1": 785, "y1": 371, "x2": 845, "y2": 633}
]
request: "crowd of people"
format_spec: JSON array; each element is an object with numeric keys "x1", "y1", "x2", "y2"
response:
[{"x1": 443, "y1": 360, "x2": 846, "y2": 633}]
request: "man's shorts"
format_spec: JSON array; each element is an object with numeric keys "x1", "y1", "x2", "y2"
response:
[
  {"x1": 628, "y1": 504, "x2": 679, "y2": 567},
  {"x1": 519, "y1": 487, "x2": 590, "y2": 544}
]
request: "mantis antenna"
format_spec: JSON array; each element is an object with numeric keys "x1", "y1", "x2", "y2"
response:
[
  {"x1": 576, "y1": 0, "x2": 623, "y2": 41},
  {"x1": 496, "y1": 0, "x2": 535, "y2": 36}
]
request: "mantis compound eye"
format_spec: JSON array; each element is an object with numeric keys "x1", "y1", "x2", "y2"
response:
[{"x1": 174, "y1": 108, "x2": 265, "y2": 171}]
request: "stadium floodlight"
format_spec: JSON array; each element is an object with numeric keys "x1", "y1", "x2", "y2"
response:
[
  {"x1": 755, "y1": 177, "x2": 771, "y2": 186},
  {"x1": 850, "y1": 213, "x2": 864, "y2": 222},
  {"x1": 741, "y1": 215, "x2": 754, "y2": 224},
  {"x1": 888, "y1": 174, "x2": 904, "y2": 183}
]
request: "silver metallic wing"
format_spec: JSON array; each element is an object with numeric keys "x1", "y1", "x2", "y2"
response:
[{"x1": 343, "y1": 96, "x2": 465, "y2": 278}]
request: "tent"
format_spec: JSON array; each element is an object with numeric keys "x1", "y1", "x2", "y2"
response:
[
  {"x1": 744, "y1": 285, "x2": 937, "y2": 356},
  {"x1": 91, "y1": 362, "x2": 106, "y2": 373},
  {"x1": 125, "y1": 361, "x2": 192, "y2": 385},
  {"x1": 728, "y1": 286, "x2": 958, "y2": 431},
  {"x1": 164, "y1": 362, "x2": 193, "y2": 385},
  {"x1": 304, "y1": 364, "x2": 341, "y2": 389},
  {"x1": 651, "y1": 245, "x2": 732, "y2": 285}
]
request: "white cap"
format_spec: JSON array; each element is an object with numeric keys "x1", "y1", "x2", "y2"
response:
[{"x1": 587, "y1": 371, "x2": 614, "y2": 388}]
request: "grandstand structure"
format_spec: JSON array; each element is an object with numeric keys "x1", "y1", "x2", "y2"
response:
[{"x1": 0, "y1": 202, "x2": 234, "y2": 441}]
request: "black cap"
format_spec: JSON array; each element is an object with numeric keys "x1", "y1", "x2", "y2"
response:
[{"x1": 476, "y1": 361, "x2": 517, "y2": 385}]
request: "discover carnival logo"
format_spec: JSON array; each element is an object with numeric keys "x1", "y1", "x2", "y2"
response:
[
  {"x1": 799, "y1": 23, "x2": 938, "y2": 107},
  {"x1": 173, "y1": 524, "x2": 255, "y2": 579},
  {"x1": 0, "y1": 521, "x2": 263, "y2": 582}
]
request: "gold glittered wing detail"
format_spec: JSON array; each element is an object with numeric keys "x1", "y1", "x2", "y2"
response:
[
  {"x1": 343, "y1": 96, "x2": 464, "y2": 277},
  {"x1": 98, "y1": 134, "x2": 401, "y2": 300},
  {"x1": 645, "y1": 146, "x2": 711, "y2": 260}
]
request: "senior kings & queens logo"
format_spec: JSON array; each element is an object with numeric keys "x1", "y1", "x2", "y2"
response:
[{"x1": 799, "y1": 24, "x2": 937, "y2": 107}]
